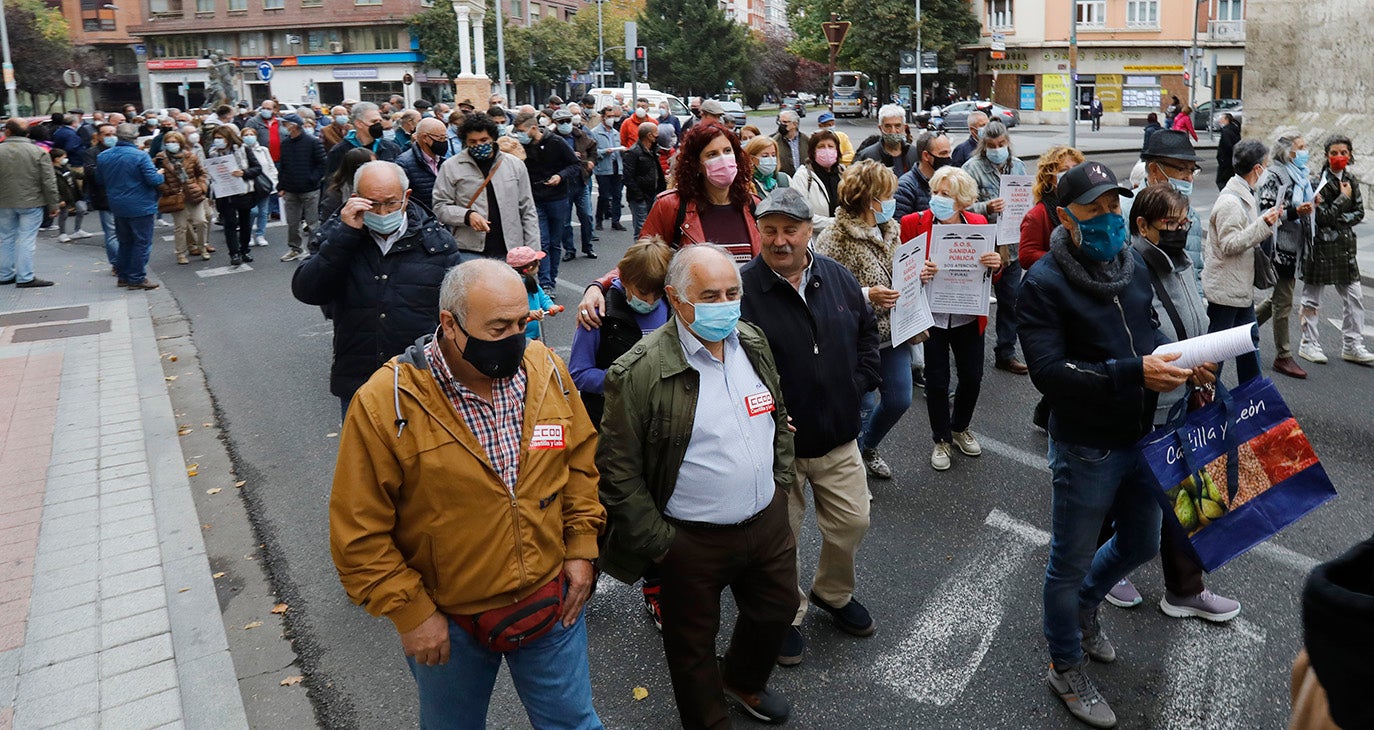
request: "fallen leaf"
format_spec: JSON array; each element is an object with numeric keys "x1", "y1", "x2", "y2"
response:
[
  {"x1": 168, "y1": 355, "x2": 178, "y2": 362},
  {"x1": 234, "y1": 480, "x2": 246, "y2": 488},
  {"x1": 325, "y1": 432, "x2": 338, "y2": 438},
  {"x1": 206, "y1": 488, "x2": 222, "y2": 495},
  {"x1": 243, "y1": 621, "x2": 263, "y2": 630},
  {"x1": 202, "y1": 523, "x2": 211, "y2": 529},
  {"x1": 280, "y1": 675, "x2": 304, "y2": 686},
  {"x1": 186, "y1": 463, "x2": 198, "y2": 477},
  {"x1": 271, "y1": 603, "x2": 289, "y2": 614},
  {"x1": 178, "y1": 587, "x2": 190, "y2": 593},
  {"x1": 165, "y1": 375, "x2": 177, "y2": 382},
  {"x1": 178, "y1": 426, "x2": 193, "y2": 436},
  {"x1": 632, "y1": 687, "x2": 649, "y2": 701},
  {"x1": 212, "y1": 572, "x2": 225, "y2": 579},
  {"x1": 203, "y1": 422, "x2": 213, "y2": 428}
]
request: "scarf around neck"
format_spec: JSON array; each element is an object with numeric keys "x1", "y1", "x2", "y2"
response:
[{"x1": 1049, "y1": 226, "x2": 1135, "y2": 301}]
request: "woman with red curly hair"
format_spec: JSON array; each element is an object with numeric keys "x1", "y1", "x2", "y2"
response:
[{"x1": 576, "y1": 122, "x2": 762, "y2": 328}]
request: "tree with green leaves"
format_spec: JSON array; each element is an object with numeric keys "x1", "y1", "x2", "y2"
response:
[
  {"x1": 637, "y1": 0, "x2": 752, "y2": 96},
  {"x1": 4, "y1": 0, "x2": 76, "y2": 112}
]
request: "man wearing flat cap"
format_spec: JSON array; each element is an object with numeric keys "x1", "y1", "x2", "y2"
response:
[
  {"x1": 1018, "y1": 161, "x2": 1216, "y2": 729},
  {"x1": 740, "y1": 187, "x2": 881, "y2": 667},
  {"x1": 275, "y1": 112, "x2": 326, "y2": 261},
  {"x1": 1133, "y1": 129, "x2": 1206, "y2": 286}
]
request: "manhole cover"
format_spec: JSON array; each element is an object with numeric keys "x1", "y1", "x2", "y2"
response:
[
  {"x1": 0, "y1": 306, "x2": 90, "y2": 327},
  {"x1": 11, "y1": 319, "x2": 111, "y2": 342}
]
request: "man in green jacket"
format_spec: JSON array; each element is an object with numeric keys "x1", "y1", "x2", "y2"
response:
[{"x1": 597, "y1": 244, "x2": 798, "y2": 729}]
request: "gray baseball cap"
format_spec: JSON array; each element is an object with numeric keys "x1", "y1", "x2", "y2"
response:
[
  {"x1": 755, "y1": 187, "x2": 813, "y2": 222},
  {"x1": 700, "y1": 99, "x2": 726, "y2": 117}
]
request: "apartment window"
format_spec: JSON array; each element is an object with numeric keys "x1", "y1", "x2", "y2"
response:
[
  {"x1": 240, "y1": 31, "x2": 266, "y2": 55},
  {"x1": 228, "y1": 0, "x2": 246, "y2": 11},
  {"x1": 148, "y1": 0, "x2": 183, "y2": 14},
  {"x1": 347, "y1": 28, "x2": 399, "y2": 51},
  {"x1": 1076, "y1": 0, "x2": 1105, "y2": 27},
  {"x1": 301, "y1": 0, "x2": 321, "y2": 7},
  {"x1": 307, "y1": 29, "x2": 341, "y2": 52},
  {"x1": 355, "y1": 0, "x2": 381, "y2": 7},
  {"x1": 196, "y1": 0, "x2": 213, "y2": 11},
  {"x1": 151, "y1": 35, "x2": 200, "y2": 58},
  {"x1": 530, "y1": 2, "x2": 540, "y2": 21},
  {"x1": 510, "y1": 0, "x2": 523, "y2": 21},
  {"x1": 264, "y1": 0, "x2": 283, "y2": 8},
  {"x1": 1216, "y1": 0, "x2": 1243, "y2": 20},
  {"x1": 986, "y1": 0, "x2": 1012, "y2": 30},
  {"x1": 1126, "y1": 0, "x2": 1157, "y2": 27}
]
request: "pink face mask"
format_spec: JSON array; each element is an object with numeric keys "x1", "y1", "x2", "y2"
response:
[
  {"x1": 703, "y1": 154, "x2": 738, "y2": 188},
  {"x1": 814, "y1": 148, "x2": 839, "y2": 168}
]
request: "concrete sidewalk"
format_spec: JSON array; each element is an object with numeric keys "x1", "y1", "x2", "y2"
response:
[{"x1": 0, "y1": 242, "x2": 247, "y2": 728}]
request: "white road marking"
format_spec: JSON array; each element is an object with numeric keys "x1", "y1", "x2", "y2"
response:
[
  {"x1": 977, "y1": 433, "x2": 1050, "y2": 472},
  {"x1": 874, "y1": 509, "x2": 1047, "y2": 706},
  {"x1": 1157, "y1": 617, "x2": 1267, "y2": 730},
  {"x1": 1251, "y1": 541, "x2": 1320, "y2": 573},
  {"x1": 194, "y1": 264, "x2": 254, "y2": 278},
  {"x1": 1325, "y1": 317, "x2": 1374, "y2": 339}
]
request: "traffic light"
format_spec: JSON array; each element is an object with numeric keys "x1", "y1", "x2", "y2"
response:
[
  {"x1": 633, "y1": 46, "x2": 647, "y2": 77},
  {"x1": 1183, "y1": 71, "x2": 1191, "y2": 84}
]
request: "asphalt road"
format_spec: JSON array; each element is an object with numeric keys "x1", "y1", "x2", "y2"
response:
[{"x1": 151, "y1": 150, "x2": 1374, "y2": 729}]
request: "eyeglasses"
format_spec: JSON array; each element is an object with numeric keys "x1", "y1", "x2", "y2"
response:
[
  {"x1": 363, "y1": 199, "x2": 406, "y2": 212},
  {"x1": 1155, "y1": 218, "x2": 1193, "y2": 232},
  {"x1": 1158, "y1": 161, "x2": 1201, "y2": 178}
]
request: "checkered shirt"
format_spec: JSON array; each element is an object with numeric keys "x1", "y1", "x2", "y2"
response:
[{"x1": 424, "y1": 332, "x2": 527, "y2": 493}]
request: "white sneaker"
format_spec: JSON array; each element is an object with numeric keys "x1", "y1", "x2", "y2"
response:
[
  {"x1": 156, "y1": 218, "x2": 171, "y2": 227},
  {"x1": 254, "y1": 235, "x2": 270, "y2": 247},
  {"x1": 72, "y1": 230, "x2": 94, "y2": 239},
  {"x1": 952, "y1": 430, "x2": 982, "y2": 457},
  {"x1": 58, "y1": 233, "x2": 72, "y2": 243},
  {"x1": 280, "y1": 250, "x2": 304, "y2": 262},
  {"x1": 931, "y1": 442, "x2": 953, "y2": 471},
  {"x1": 38, "y1": 225, "x2": 55, "y2": 232},
  {"x1": 1298, "y1": 341, "x2": 1328, "y2": 364},
  {"x1": 1341, "y1": 344, "x2": 1374, "y2": 365}
]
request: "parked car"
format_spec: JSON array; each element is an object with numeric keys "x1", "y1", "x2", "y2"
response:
[
  {"x1": 780, "y1": 96, "x2": 807, "y2": 118},
  {"x1": 939, "y1": 100, "x2": 1021, "y2": 129},
  {"x1": 718, "y1": 100, "x2": 748, "y2": 128},
  {"x1": 1191, "y1": 99, "x2": 1243, "y2": 132},
  {"x1": 587, "y1": 86, "x2": 693, "y2": 128}
]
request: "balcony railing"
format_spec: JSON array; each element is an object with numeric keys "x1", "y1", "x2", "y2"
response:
[{"x1": 1208, "y1": 19, "x2": 1245, "y2": 41}]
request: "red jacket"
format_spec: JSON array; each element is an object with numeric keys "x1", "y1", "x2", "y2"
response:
[
  {"x1": 1173, "y1": 113, "x2": 1199, "y2": 142},
  {"x1": 593, "y1": 189, "x2": 761, "y2": 291},
  {"x1": 1019, "y1": 201, "x2": 1056, "y2": 270},
  {"x1": 899, "y1": 208, "x2": 992, "y2": 334},
  {"x1": 620, "y1": 115, "x2": 644, "y2": 149}
]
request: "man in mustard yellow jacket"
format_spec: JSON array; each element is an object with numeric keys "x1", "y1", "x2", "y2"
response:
[{"x1": 330, "y1": 258, "x2": 606, "y2": 729}]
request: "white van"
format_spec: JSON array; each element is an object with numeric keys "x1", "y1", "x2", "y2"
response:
[{"x1": 586, "y1": 86, "x2": 692, "y2": 128}]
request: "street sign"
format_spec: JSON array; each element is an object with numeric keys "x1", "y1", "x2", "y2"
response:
[
  {"x1": 257, "y1": 61, "x2": 274, "y2": 82},
  {"x1": 899, "y1": 50, "x2": 918, "y2": 75},
  {"x1": 990, "y1": 33, "x2": 1006, "y2": 52},
  {"x1": 2, "y1": 63, "x2": 14, "y2": 91},
  {"x1": 624, "y1": 22, "x2": 637, "y2": 60},
  {"x1": 133, "y1": 44, "x2": 146, "y2": 56},
  {"x1": 62, "y1": 69, "x2": 83, "y2": 88},
  {"x1": 402, "y1": 72, "x2": 414, "y2": 85},
  {"x1": 821, "y1": 21, "x2": 850, "y2": 53},
  {"x1": 921, "y1": 52, "x2": 938, "y2": 73}
]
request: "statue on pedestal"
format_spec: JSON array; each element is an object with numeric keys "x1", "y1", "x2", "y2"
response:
[{"x1": 205, "y1": 51, "x2": 240, "y2": 108}]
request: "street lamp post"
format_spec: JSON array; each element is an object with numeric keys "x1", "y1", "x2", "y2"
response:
[
  {"x1": 1068, "y1": 1, "x2": 1077, "y2": 148},
  {"x1": 596, "y1": 0, "x2": 605, "y2": 90},
  {"x1": 494, "y1": 0, "x2": 510, "y2": 101},
  {"x1": 0, "y1": 0, "x2": 20, "y2": 118}
]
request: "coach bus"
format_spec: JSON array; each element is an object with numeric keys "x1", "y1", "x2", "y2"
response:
[{"x1": 830, "y1": 71, "x2": 871, "y2": 118}]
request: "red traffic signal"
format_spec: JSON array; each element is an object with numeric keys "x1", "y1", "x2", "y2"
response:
[{"x1": 634, "y1": 46, "x2": 647, "y2": 61}]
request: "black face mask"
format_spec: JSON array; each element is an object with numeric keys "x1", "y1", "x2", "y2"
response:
[
  {"x1": 930, "y1": 154, "x2": 952, "y2": 170},
  {"x1": 1157, "y1": 227, "x2": 1189, "y2": 252},
  {"x1": 367, "y1": 121, "x2": 384, "y2": 141},
  {"x1": 456, "y1": 321, "x2": 527, "y2": 379},
  {"x1": 430, "y1": 139, "x2": 449, "y2": 158}
]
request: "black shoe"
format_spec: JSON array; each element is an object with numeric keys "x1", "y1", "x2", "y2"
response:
[
  {"x1": 777, "y1": 626, "x2": 805, "y2": 667},
  {"x1": 912, "y1": 369, "x2": 925, "y2": 389},
  {"x1": 562, "y1": 250, "x2": 576, "y2": 262},
  {"x1": 16, "y1": 278, "x2": 54, "y2": 288},
  {"x1": 809, "y1": 592, "x2": 876, "y2": 637},
  {"x1": 583, "y1": 250, "x2": 598, "y2": 259},
  {"x1": 230, "y1": 255, "x2": 242, "y2": 267},
  {"x1": 595, "y1": 222, "x2": 604, "y2": 231},
  {"x1": 241, "y1": 253, "x2": 254, "y2": 263},
  {"x1": 611, "y1": 223, "x2": 627, "y2": 231},
  {"x1": 591, "y1": 233, "x2": 600, "y2": 241},
  {"x1": 0, "y1": 278, "x2": 14, "y2": 285},
  {"x1": 723, "y1": 681, "x2": 791, "y2": 724}
]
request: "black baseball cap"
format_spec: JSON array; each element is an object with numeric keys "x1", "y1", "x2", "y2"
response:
[{"x1": 1057, "y1": 161, "x2": 1134, "y2": 206}]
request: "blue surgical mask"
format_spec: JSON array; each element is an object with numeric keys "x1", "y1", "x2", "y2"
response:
[
  {"x1": 1066, "y1": 209, "x2": 1129, "y2": 262},
  {"x1": 1167, "y1": 176, "x2": 1193, "y2": 198},
  {"x1": 497, "y1": 124, "x2": 512, "y2": 137},
  {"x1": 335, "y1": 115, "x2": 349, "y2": 126},
  {"x1": 468, "y1": 142, "x2": 494, "y2": 160},
  {"x1": 756, "y1": 157, "x2": 778, "y2": 177},
  {"x1": 211, "y1": 138, "x2": 226, "y2": 149},
  {"x1": 684, "y1": 299, "x2": 741, "y2": 342},
  {"x1": 929, "y1": 194, "x2": 957, "y2": 222},
  {"x1": 259, "y1": 109, "x2": 272, "y2": 119},
  {"x1": 363, "y1": 207, "x2": 406, "y2": 235},
  {"x1": 628, "y1": 294, "x2": 658, "y2": 314},
  {"x1": 1292, "y1": 150, "x2": 1310, "y2": 168},
  {"x1": 102, "y1": 136, "x2": 118, "y2": 148},
  {"x1": 164, "y1": 142, "x2": 181, "y2": 154},
  {"x1": 514, "y1": 131, "x2": 532, "y2": 145},
  {"x1": 243, "y1": 136, "x2": 258, "y2": 147},
  {"x1": 873, "y1": 198, "x2": 897, "y2": 225},
  {"x1": 986, "y1": 146, "x2": 1010, "y2": 165},
  {"x1": 556, "y1": 122, "x2": 572, "y2": 135}
]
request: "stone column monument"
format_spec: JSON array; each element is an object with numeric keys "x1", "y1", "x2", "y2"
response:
[{"x1": 450, "y1": 0, "x2": 492, "y2": 106}]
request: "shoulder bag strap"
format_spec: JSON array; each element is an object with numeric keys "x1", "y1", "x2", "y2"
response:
[
  {"x1": 671, "y1": 192, "x2": 688, "y2": 248},
  {"x1": 1145, "y1": 264, "x2": 1190, "y2": 341},
  {"x1": 466, "y1": 156, "x2": 504, "y2": 209}
]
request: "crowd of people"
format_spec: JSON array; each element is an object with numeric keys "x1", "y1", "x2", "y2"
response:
[{"x1": 3, "y1": 94, "x2": 1369, "y2": 730}]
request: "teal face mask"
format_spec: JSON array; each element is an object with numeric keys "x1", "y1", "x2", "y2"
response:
[
  {"x1": 1065, "y1": 209, "x2": 1128, "y2": 262},
  {"x1": 1168, "y1": 176, "x2": 1193, "y2": 197},
  {"x1": 628, "y1": 294, "x2": 657, "y2": 314},
  {"x1": 363, "y1": 207, "x2": 406, "y2": 235},
  {"x1": 684, "y1": 299, "x2": 741, "y2": 342},
  {"x1": 986, "y1": 146, "x2": 1010, "y2": 165}
]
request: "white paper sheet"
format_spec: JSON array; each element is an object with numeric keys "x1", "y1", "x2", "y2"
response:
[
  {"x1": 994, "y1": 174, "x2": 1036, "y2": 246},
  {"x1": 927, "y1": 224, "x2": 997, "y2": 317},
  {"x1": 205, "y1": 155, "x2": 248, "y2": 199},
  {"x1": 1152, "y1": 323, "x2": 1259, "y2": 370},
  {"x1": 891, "y1": 233, "x2": 935, "y2": 346}
]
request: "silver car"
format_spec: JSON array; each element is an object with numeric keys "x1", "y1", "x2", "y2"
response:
[
  {"x1": 718, "y1": 100, "x2": 748, "y2": 127},
  {"x1": 939, "y1": 100, "x2": 1021, "y2": 129}
]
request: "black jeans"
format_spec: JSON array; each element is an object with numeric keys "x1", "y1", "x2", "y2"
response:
[
  {"x1": 1206, "y1": 302, "x2": 1261, "y2": 384},
  {"x1": 924, "y1": 321, "x2": 985, "y2": 443},
  {"x1": 595, "y1": 173, "x2": 622, "y2": 224},
  {"x1": 216, "y1": 199, "x2": 253, "y2": 257}
]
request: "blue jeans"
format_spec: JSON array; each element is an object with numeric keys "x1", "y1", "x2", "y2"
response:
[
  {"x1": 536, "y1": 197, "x2": 570, "y2": 290},
  {"x1": 114, "y1": 214, "x2": 155, "y2": 284},
  {"x1": 994, "y1": 257, "x2": 1022, "y2": 362},
  {"x1": 0, "y1": 207, "x2": 44, "y2": 284},
  {"x1": 595, "y1": 173, "x2": 622, "y2": 224},
  {"x1": 628, "y1": 200, "x2": 651, "y2": 239},
  {"x1": 859, "y1": 344, "x2": 913, "y2": 452},
  {"x1": 1043, "y1": 439, "x2": 1162, "y2": 667},
  {"x1": 251, "y1": 196, "x2": 271, "y2": 238},
  {"x1": 1206, "y1": 302, "x2": 1261, "y2": 384},
  {"x1": 406, "y1": 612, "x2": 603, "y2": 730},
  {"x1": 98, "y1": 210, "x2": 121, "y2": 266}
]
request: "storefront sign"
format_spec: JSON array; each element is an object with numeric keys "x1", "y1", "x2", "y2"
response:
[
  {"x1": 333, "y1": 68, "x2": 378, "y2": 79},
  {"x1": 1019, "y1": 84, "x2": 1036, "y2": 111},
  {"x1": 147, "y1": 59, "x2": 202, "y2": 70},
  {"x1": 1124, "y1": 65, "x2": 1184, "y2": 73},
  {"x1": 1097, "y1": 74, "x2": 1123, "y2": 113},
  {"x1": 1042, "y1": 74, "x2": 1070, "y2": 113}
]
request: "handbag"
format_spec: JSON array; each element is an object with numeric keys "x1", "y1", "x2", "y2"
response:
[
  {"x1": 450, "y1": 573, "x2": 564, "y2": 653},
  {"x1": 1136, "y1": 377, "x2": 1337, "y2": 572}
]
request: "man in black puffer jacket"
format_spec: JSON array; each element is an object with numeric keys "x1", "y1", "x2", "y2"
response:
[
  {"x1": 513, "y1": 110, "x2": 581, "y2": 295},
  {"x1": 395, "y1": 117, "x2": 447, "y2": 214},
  {"x1": 292, "y1": 161, "x2": 468, "y2": 418},
  {"x1": 276, "y1": 113, "x2": 326, "y2": 262}
]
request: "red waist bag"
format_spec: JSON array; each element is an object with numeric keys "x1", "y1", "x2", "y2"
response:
[{"x1": 451, "y1": 573, "x2": 565, "y2": 653}]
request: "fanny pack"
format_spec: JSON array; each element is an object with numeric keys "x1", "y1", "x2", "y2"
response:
[{"x1": 451, "y1": 573, "x2": 564, "y2": 653}]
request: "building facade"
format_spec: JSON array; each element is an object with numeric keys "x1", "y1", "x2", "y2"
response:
[
  {"x1": 58, "y1": 0, "x2": 151, "y2": 110},
  {"x1": 720, "y1": 0, "x2": 767, "y2": 33},
  {"x1": 965, "y1": 0, "x2": 1246, "y2": 125}
]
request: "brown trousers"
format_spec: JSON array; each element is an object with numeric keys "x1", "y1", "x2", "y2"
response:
[
  {"x1": 1098, "y1": 516, "x2": 1205, "y2": 596},
  {"x1": 658, "y1": 490, "x2": 799, "y2": 730}
]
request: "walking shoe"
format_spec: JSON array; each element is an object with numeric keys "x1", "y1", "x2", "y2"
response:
[
  {"x1": 723, "y1": 682, "x2": 791, "y2": 724},
  {"x1": 1047, "y1": 661, "x2": 1117, "y2": 728},
  {"x1": 0, "y1": 278, "x2": 13, "y2": 285},
  {"x1": 861, "y1": 448, "x2": 892, "y2": 479},
  {"x1": 1104, "y1": 578, "x2": 1142, "y2": 608},
  {"x1": 241, "y1": 253, "x2": 254, "y2": 263},
  {"x1": 912, "y1": 368, "x2": 925, "y2": 389},
  {"x1": 72, "y1": 230, "x2": 93, "y2": 239},
  {"x1": 561, "y1": 250, "x2": 576, "y2": 262},
  {"x1": 205, "y1": 245, "x2": 216, "y2": 253},
  {"x1": 230, "y1": 255, "x2": 242, "y2": 267},
  {"x1": 58, "y1": 233, "x2": 72, "y2": 243},
  {"x1": 1159, "y1": 589, "x2": 1241, "y2": 622},
  {"x1": 115, "y1": 279, "x2": 128, "y2": 287},
  {"x1": 543, "y1": 287, "x2": 558, "y2": 303},
  {"x1": 809, "y1": 592, "x2": 875, "y2": 636},
  {"x1": 641, "y1": 583, "x2": 663, "y2": 632},
  {"x1": 1341, "y1": 344, "x2": 1374, "y2": 365},
  {"x1": 931, "y1": 442, "x2": 952, "y2": 471},
  {"x1": 595, "y1": 222, "x2": 603, "y2": 231},
  {"x1": 124, "y1": 281, "x2": 159, "y2": 290},
  {"x1": 583, "y1": 250, "x2": 598, "y2": 259},
  {"x1": 995, "y1": 358, "x2": 1030, "y2": 375},
  {"x1": 156, "y1": 218, "x2": 171, "y2": 227},
  {"x1": 1298, "y1": 341, "x2": 1328, "y2": 364},
  {"x1": 201, "y1": 250, "x2": 212, "y2": 260},
  {"x1": 254, "y1": 235, "x2": 270, "y2": 247},
  {"x1": 611, "y1": 222, "x2": 627, "y2": 231},
  {"x1": 1078, "y1": 605, "x2": 1116, "y2": 663},
  {"x1": 176, "y1": 254, "x2": 189, "y2": 265},
  {"x1": 951, "y1": 430, "x2": 982, "y2": 457},
  {"x1": 1272, "y1": 357, "x2": 1308, "y2": 379},
  {"x1": 777, "y1": 625, "x2": 805, "y2": 667},
  {"x1": 280, "y1": 250, "x2": 305, "y2": 262},
  {"x1": 16, "y1": 278, "x2": 55, "y2": 288},
  {"x1": 38, "y1": 224, "x2": 55, "y2": 232}
]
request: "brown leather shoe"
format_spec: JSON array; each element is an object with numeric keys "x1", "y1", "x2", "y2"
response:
[
  {"x1": 1273, "y1": 356, "x2": 1308, "y2": 379},
  {"x1": 996, "y1": 358, "x2": 1030, "y2": 375},
  {"x1": 125, "y1": 281, "x2": 160, "y2": 290}
]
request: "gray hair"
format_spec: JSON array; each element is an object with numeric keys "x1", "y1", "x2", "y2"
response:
[
  {"x1": 877, "y1": 104, "x2": 906, "y2": 125},
  {"x1": 438, "y1": 259, "x2": 524, "y2": 325},
  {"x1": 62, "y1": 114, "x2": 77, "y2": 126},
  {"x1": 967, "y1": 111, "x2": 989, "y2": 130},
  {"x1": 778, "y1": 109, "x2": 799, "y2": 124},
  {"x1": 115, "y1": 123, "x2": 139, "y2": 142},
  {"x1": 975, "y1": 120, "x2": 1011, "y2": 160},
  {"x1": 1272, "y1": 135, "x2": 1303, "y2": 166},
  {"x1": 353, "y1": 160, "x2": 409, "y2": 194},
  {"x1": 1232, "y1": 138, "x2": 1268, "y2": 175},
  {"x1": 349, "y1": 101, "x2": 379, "y2": 124},
  {"x1": 665, "y1": 245, "x2": 740, "y2": 301},
  {"x1": 637, "y1": 121, "x2": 659, "y2": 141}
]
